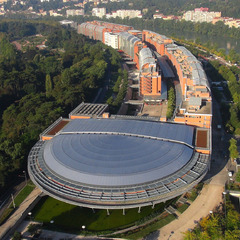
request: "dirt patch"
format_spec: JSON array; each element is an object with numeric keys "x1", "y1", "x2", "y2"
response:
[
  {"x1": 139, "y1": 102, "x2": 167, "y2": 118},
  {"x1": 196, "y1": 129, "x2": 208, "y2": 148},
  {"x1": 46, "y1": 120, "x2": 70, "y2": 136}
]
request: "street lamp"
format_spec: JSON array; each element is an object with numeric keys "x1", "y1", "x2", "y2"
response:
[
  {"x1": 50, "y1": 220, "x2": 54, "y2": 224},
  {"x1": 28, "y1": 212, "x2": 32, "y2": 221},
  {"x1": 82, "y1": 225, "x2": 86, "y2": 231},
  {"x1": 223, "y1": 192, "x2": 227, "y2": 213},
  {"x1": 223, "y1": 192, "x2": 227, "y2": 233},
  {"x1": 11, "y1": 194, "x2": 16, "y2": 209},
  {"x1": 23, "y1": 171, "x2": 27, "y2": 186}
]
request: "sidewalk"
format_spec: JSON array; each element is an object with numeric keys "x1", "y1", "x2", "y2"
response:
[
  {"x1": 0, "y1": 187, "x2": 42, "y2": 240},
  {"x1": 158, "y1": 166, "x2": 227, "y2": 240}
]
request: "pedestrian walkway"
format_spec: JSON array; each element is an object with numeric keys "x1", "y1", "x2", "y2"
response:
[
  {"x1": 158, "y1": 165, "x2": 227, "y2": 240},
  {"x1": 0, "y1": 187, "x2": 42, "y2": 240}
]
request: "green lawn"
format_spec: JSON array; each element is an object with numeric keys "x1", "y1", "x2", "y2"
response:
[
  {"x1": 188, "y1": 190, "x2": 198, "y2": 201},
  {"x1": 124, "y1": 214, "x2": 176, "y2": 240},
  {"x1": 32, "y1": 196, "x2": 167, "y2": 233},
  {"x1": 177, "y1": 203, "x2": 189, "y2": 213},
  {"x1": 14, "y1": 183, "x2": 35, "y2": 207},
  {"x1": 0, "y1": 182, "x2": 35, "y2": 225}
]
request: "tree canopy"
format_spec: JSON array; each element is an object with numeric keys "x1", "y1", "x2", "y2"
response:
[{"x1": 0, "y1": 20, "x2": 121, "y2": 191}]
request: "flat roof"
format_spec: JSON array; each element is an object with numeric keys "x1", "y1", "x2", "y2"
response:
[
  {"x1": 189, "y1": 97, "x2": 202, "y2": 106},
  {"x1": 196, "y1": 129, "x2": 208, "y2": 148},
  {"x1": 69, "y1": 103, "x2": 108, "y2": 117},
  {"x1": 43, "y1": 119, "x2": 194, "y2": 187},
  {"x1": 182, "y1": 101, "x2": 212, "y2": 115}
]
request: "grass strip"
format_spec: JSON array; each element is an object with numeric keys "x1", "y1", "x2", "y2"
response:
[
  {"x1": 0, "y1": 182, "x2": 35, "y2": 225},
  {"x1": 121, "y1": 214, "x2": 176, "y2": 240},
  {"x1": 177, "y1": 204, "x2": 189, "y2": 214}
]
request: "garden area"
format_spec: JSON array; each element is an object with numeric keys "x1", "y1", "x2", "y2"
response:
[
  {"x1": 31, "y1": 196, "x2": 170, "y2": 234},
  {"x1": 29, "y1": 186, "x2": 202, "y2": 238}
]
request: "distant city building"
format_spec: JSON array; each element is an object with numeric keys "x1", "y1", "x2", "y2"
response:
[
  {"x1": 66, "y1": 8, "x2": 84, "y2": 17},
  {"x1": 38, "y1": 9, "x2": 47, "y2": 16},
  {"x1": 183, "y1": 8, "x2": 221, "y2": 23},
  {"x1": 93, "y1": 0, "x2": 100, "y2": 6},
  {"x1": 153, "y1": 13, "x2": 180, "y2": 21},
  {"x1": 92, "y1": 7, "x2": 106, "y2": 18},
  {"x1": 49, "y1": 10, "x2": 62, "y2": 17},
  {"x1": 107, "y1": 9, "x2": 142, "y2": 19},
  {"x1": 59, "y1": 19, "x2": 78, "y2": 29},
  {"x1": 153, "y1": 13, "x2": 164, "y2": 19},
  {"x1": 74, "y1": 2, "x2": 84, "y2": 7},
  {"x1": 222, "y1": 17, "x2": 240, "y2": 28}
]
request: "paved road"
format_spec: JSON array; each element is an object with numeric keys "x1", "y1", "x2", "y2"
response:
[
  {"x1": 158, "y1": 167, "x2": 227, "y2": 240},
  {"x1": 156, "y1": 90, "x2": 229, "y2": 240}
]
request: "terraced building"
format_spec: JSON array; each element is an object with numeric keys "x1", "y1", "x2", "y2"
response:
[{"x1": 29, "y1": 21, "x2": 212, "y2": 211}]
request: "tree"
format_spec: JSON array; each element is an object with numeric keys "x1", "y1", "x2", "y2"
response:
[
  {"x1": 27, "y1": 224, "x2": 39, "y2": 236},
  {"x1": 235, "y1": 171, "x2": 240, "y2": 182},
  {"x1": 229, "y1": 138, "x2": 238, "y2": 160},
  {"x1": 61, "y1": 68, "x2": 72, "y2": 85},
  {"x1": 12, "y1": 231, "x2": 22, "y2": 240},
  {"x1": 45, "y1": 74, "x2": 53, "y2": 98},
  {"x1": 166, "y1": 87, "x2": 175, "y2": 119}
]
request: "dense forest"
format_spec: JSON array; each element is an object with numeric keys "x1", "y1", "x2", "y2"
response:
[{"x1": 0, "y1": 20, "x2": 121, "y2": 191}]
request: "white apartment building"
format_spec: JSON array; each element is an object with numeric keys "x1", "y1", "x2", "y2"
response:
[
  {"x1": 66, "y1": 9, "x2": 84, "y2": 17},
  {"x1": 107, "y1": 9, "x2": 142, "y2": 19},
  {"x1": 183, "y1": 8, "x2": 221, "y2": 23},
  {"x1": 104, "y1": 32, "x2": 119, "y2": 49},
  {"x1": 92, "y1": 7, "x2": 106, "y2": 18},
  {"x1": 224, "y1": 19, "x2": 240, "y2": 28}
]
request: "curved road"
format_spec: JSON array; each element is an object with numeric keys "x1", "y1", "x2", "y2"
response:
[
  {"x1": 157, "y1": 95, "x2": 229, "y2": 240},
  {"x1": 158, "y1": 168, "x2": 227, "y2": 240}
]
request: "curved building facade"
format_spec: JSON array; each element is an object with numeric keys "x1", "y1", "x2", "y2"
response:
[{"x1": 28, "y1": 116, "x2": 209, "y2": 209}]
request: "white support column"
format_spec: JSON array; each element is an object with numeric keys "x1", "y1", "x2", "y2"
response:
[
  {"x1": 123, "y1": 208, "x2": 125, "y2": 215},
  {"x1": 107, "y1": 209, "x2": 110, "y2": 215},
  {"x1": 138, "y1": 206, "x2": 141, "y2": 213}
]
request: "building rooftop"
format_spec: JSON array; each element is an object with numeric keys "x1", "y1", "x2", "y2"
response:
[
  {"x1": 181, "y1": 100, "x2": 212, "y2": 115},
  {"x1": 189, "y1": 97, "x2": 202, "y2": 106},
  {"x1": 195, "y1": 129, "x2": 209, "y2": 149},
  {"x1": 29, "y1": 117, "x2": 209, "y2": 208},
  {"x1": 42, "y1": 118, "x2": 194, "y2": 187},
  {"x1": 69, "y1": 102, "x2": 108, "y2": 118}
]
